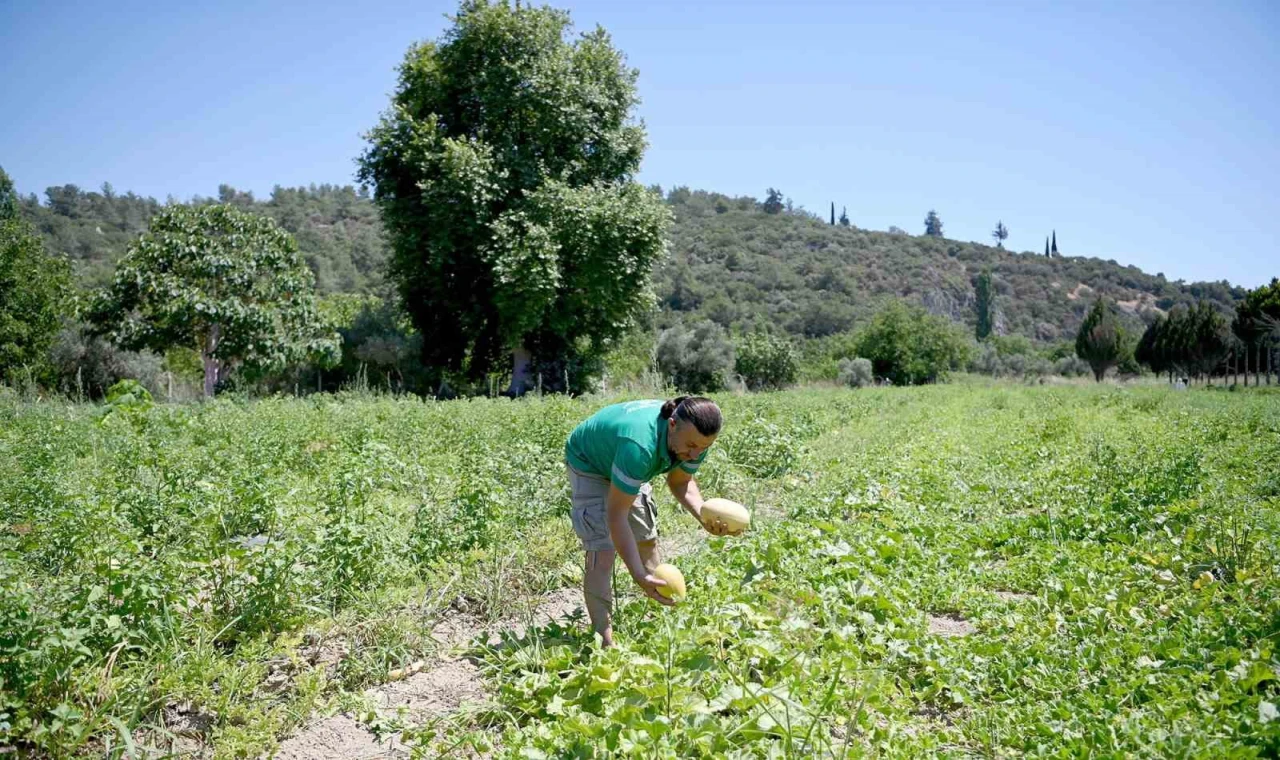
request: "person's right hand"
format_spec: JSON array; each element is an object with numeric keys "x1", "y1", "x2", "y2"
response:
[{"x1": 634, "y1": 572, "x2": 675, "y2": 606}]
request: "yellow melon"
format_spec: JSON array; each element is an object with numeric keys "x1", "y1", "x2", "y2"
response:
[
  {"x1": 701, "y1": 498, "x2": 751, "y2": 533},
  {"x1": 653, "y1": 563, "x2": 686, "y2": 602}
]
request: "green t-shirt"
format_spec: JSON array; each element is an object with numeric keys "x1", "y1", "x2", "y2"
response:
[{"x1": 564, "y1": 399, "x2": 708, "y2": 495}]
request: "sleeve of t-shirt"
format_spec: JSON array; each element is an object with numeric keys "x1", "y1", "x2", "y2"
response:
[
  {"x1": 610, "y1": 440, "x2": 650, "y2": 495},
  {"x1": 679, "y1": 448, "x2": 709, "y2": 475}
]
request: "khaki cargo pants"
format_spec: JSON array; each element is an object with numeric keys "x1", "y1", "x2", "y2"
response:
[{"x1": 566, "y1": 464, "x2": 658, "y2": 551}]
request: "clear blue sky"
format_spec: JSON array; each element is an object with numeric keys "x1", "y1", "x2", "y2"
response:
[{"x1": 2, "y1": 0, "x2": 1276, "y2": 288}]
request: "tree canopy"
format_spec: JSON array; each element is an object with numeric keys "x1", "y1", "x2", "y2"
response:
[
  {"x1": 1075, "y1": 298, "x2": 1125, "y2": 381},
  {"x1": 88, "y1": 204, "x2": 338, "y2": 396},
  {"x1": 854, "y1": 300, "x2": 972, "y2": 385},
  {"x1": 357, "y1": 0, "x2": 669, "y2": 393},
  {"x1": 0, "y1": 183, "x2": 71, "y2": 383}
]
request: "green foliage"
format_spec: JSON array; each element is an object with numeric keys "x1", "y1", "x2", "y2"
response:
[
  {"x1": 854, "y1": 300, "x2": 973, "y2": 385},
  {"x1": 16, "y1": 169, "x2": 1249, "y2": 371},
  {"x1": 601, "y1": 326, "x2": 659, "y2": 389},
  {"x1": 426, "y1": 385, "x2": 1280, "y2": 759},
  {"x1": 992, "y1": 220, "x2": 1008, "y2": 249},
  {"x1": 974, "y1": 269, "x2": 994, "y2": 340},
  {"x1": 0, "y1": 166, "x2": 18, "y2": 221},
  {"x1": 0, "y1": 213, "x2": 71, "y2": 384},
  {"x1": 1136, "y1": 301, "x2": 1236, "y2": 381},
  {"x1": 88, "y1": 204, "x2": 339, "y2": 396},
  {"x1": 734, "y1": 332, "x2": 799, "y2": 390},
  {"x1": 276, "y1": 294, "x2": 431, "y2": 395},
  {"x1": 1076, "y1": 298, "x2": 1125, "y2": 381},
  {"x1": 357, "y1": 0, "x2": 670, "y2": 390},
  {"x1": 2, "y1": 387, "x2": 1279, "y2": 755},
  {"x1": 924, "y1": 209, "x2": 944, "y2": 238},
  {"x1": 655, "y1": 320, "x2": 734, "y2": 393},
  {"x1": 653, "y1": 190, "x2": 1241, "y2": 351},
  {"x1": 1181, "y1": 301, "x2": 1233, "y2": 379},
  {"x1": 47, "y1": 324, "x2": 165, "y2": 400},
  {"x1": 762, "y1": 188, "x2": 784, "y2": 215},
  {"x1": 1233, "y1": 279, "x2": 1280, "y2": 378},
  {"x1": 836, "y1": 356, "x2": 873, "y2": 387},
  {"x1": 1136, "y1": 315, "x2": 1171, "y2": 377},
  {"x1": 96, "y1": 379, "x2": 154, "y2": 427}
]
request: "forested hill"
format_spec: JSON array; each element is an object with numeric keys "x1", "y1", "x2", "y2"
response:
[
  {"x1": 19, "y1": 182, "x2": 1243, "y2": 342},
  {"x1": 18, "y1": 183, "x2": 388, "y2": 295},
  {"x1": 655, "y1": 189, "x2": 1243, "y2": 341}
]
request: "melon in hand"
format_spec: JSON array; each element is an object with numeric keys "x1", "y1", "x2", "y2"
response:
[
  {"x1": 653, "y1": 563, "x2": 686, "y2": 602},
  {"x1": 700, "y1": 498, "x2": 751, "y2": 534}
]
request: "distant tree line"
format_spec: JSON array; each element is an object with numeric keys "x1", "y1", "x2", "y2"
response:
[{"x1": 1073, "y1": 279, "x2": 1279, "y2": 385}]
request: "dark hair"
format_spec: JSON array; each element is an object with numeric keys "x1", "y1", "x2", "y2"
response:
[{"x1": 659, "y1": 396, "x2": 722, "y2": 436}]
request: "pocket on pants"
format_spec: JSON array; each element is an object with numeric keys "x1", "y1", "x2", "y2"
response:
[{"x1": 628, "y1": 483, "x2": 659, "y2": 542}]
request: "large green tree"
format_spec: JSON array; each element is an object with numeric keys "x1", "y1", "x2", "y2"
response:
[
  {"x1": 1233, "y1": 278, "x2": 1280, "y2": 385},
  {"x1": 357, "y1": 0, "x2": 670, "y2": 394},
  {"x1": 0, "y1": 168, "x2": 72, "y2": 383},
  {"x1": 1180, "y1": 300, "x2": 1231, "y2": 383},
  {"x1": 1075, "y1": 298, "x2": 1124, "y2": 382},
  {"x1": 89, "y1": 204, "x2": 338, "y2": 397},
  {"x1": 1135, "y1": 315, "x2": 1173, "y2": 380}
]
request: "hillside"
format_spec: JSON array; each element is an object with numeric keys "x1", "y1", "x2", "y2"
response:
[
  {"x1": 18, "y1": 183, "x2": 388, "y2": 295},
  {"x1": 18, "y1": 181, "x2": 1243, "y2": 343},
  {"x1": 654, "y1": 189, "x2": 1243, "y2": 342}
]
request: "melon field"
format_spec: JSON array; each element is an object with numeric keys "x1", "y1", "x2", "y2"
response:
[{"x1": 2, "y1": 382, "x2": 1279, "y2": 758}]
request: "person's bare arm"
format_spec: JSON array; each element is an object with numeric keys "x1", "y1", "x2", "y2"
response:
[
  {"x1": 606, "y1": 484, "x2": 674, "y2": 605},
  {"x1": 667, "y1": 468, "x2": 737, "y2": 535}
]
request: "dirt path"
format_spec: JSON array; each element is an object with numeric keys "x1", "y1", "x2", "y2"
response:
[{"x1": 268, "y1": 530, "x2": 703, "y2": 759}]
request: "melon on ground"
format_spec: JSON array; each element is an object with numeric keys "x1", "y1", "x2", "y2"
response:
[
  {"x1": 653, "y1": 563, "x2": 686, "y2": 602},
  {"x1": 700, "y1": 498, "x2": 751, "y2": 533}
]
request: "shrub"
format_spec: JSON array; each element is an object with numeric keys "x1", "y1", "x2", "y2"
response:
[
  {"x1": 854, "y1": 300, "x2": 973, "y2": 385},
  {"x1": 1054, "y1": 356, "x2": 1092, "y2": 377},
  {"x1": 48, "y1": 324, "x2": 165, "y2": 399},
  {"x1": 655, "y1": 320, "x2": 734, "y2": 392},
  {"x1": 837, "y1": 357, "x2": 874, "y2": 388},
  {"x1": 734, "y1": 332, "x2": 799, "y2": 391}
]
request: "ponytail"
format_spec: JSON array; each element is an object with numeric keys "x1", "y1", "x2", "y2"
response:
[
  {"x1": 660, "y1": 396, "x2": 722, "y2": 436},
  {"x1": 659, "y1": 396, "x2": 689, "y2": 420}
]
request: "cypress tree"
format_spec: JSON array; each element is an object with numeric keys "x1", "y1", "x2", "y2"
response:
[
  {"x1": 975, "y1": 270, "x2": 994, "y2": 340},
  {"x1": 1076, "y1": 298, "x2": 1124, "y2": 381}
]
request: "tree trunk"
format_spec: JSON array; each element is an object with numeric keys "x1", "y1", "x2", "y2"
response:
[
  {"x1": 201, "y1": 324, "x2": 222, "y2": 398},
  {"x1": 505, "y1": 344, "x2": 535, "y2": 396}
]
